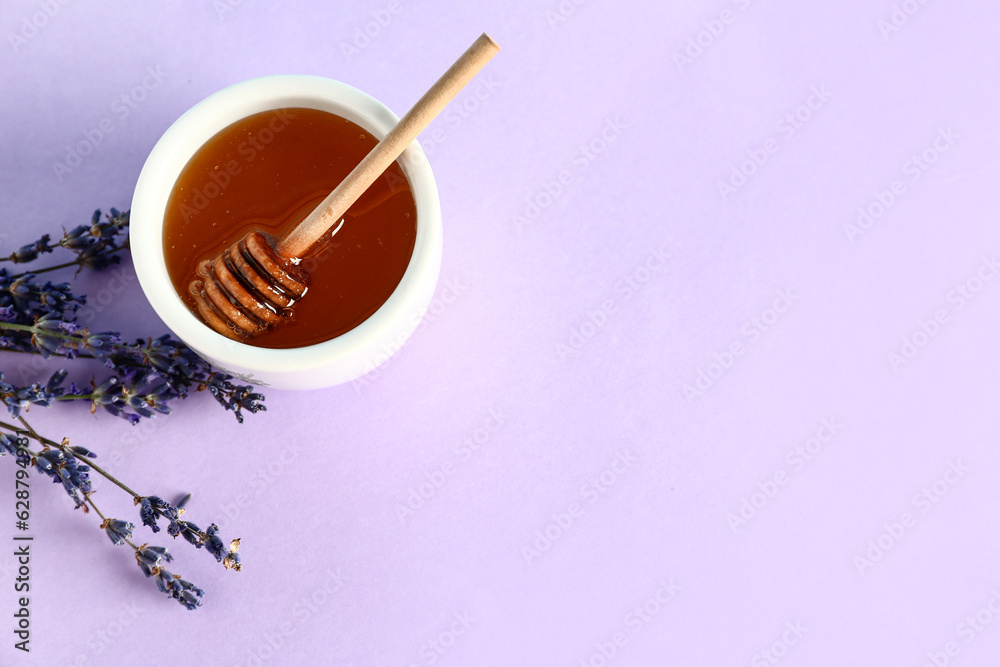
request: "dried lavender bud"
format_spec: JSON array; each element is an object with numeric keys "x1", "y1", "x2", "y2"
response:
[
  {"x1": 152, "y1": 567, "x2": 204, "y2": 611},
  {"x1": 83, "y1": 331, "x2": 122, "y2": 362},
  {"x1": 205, "y1": 523, "x2": 242, "y2": 571},
  {"x1": 1, "y1": 261, "x2": 266, "y2": 422},
  {"x1": 135, "y1": 544, "x2": 173, "y2": 575},
  {"x1": 101, "y1": 518, "x2": 135, "y2": 546},
  {"x1": 0, "y1": 433, "x2": 27, "y2": 457},
  {"x1": 3, "y1": 209, "x2": 130, "y2": 275},
  {"x1": 168, "y1": 519, "x2": 203, "y2": 547},
  {"x1": 46, "y1": 369, "x2": 68, "y2": 395},
  {"x1": 89, "y1": 376, "x2": 127, "y2": 417},
  {"x1": 0, "y1": 272, "x2": 84, "y2": 326},
  {"x1": 60, "y1": 226, "x2": 93, "y2": 251},
  {"x1": 133, "y1": 544, "x2": 203, "y2": 609},
  {"x1": 138, "y1": 495, "x2": 178, "y2": 533},
  {"x1": 223, "y1": 549, "x2": 242, "y2": 572},
  {"x1": 207, "y1": 374, "x2": 266, "y2": 424},
  {"x1": 124, "y1": 372, "x2": 173, "y2": 420},
  {"x1": 0, "y1": 215, "x2": 252, "y2": 610},
  {"x1": 7, "y1": 234, "x2": 53, "y2": 263},
  {"x1": 33, "y1": 447, "x2": 92, "y2": 508},
  {"x1": 203, "y1": 523, "x2": 225, "y2": 561},
  {"x1": 0, "y1": 399, "x2": 243, "y2": 611},
  {"x1": 69, "y1": 444, "x2": 96, "y2": 458},
  {"x1": 0, "y1": 373, "x2": 61, "y2": 418}
]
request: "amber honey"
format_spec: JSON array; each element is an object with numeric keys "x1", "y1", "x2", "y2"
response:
[{"x1": 162, "y1": 107, "x2": 417, "y2": 349}]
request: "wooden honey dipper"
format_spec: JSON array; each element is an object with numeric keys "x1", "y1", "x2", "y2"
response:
[{"x1": 190, "y1": 33, "x2": 500, "y2": 341}]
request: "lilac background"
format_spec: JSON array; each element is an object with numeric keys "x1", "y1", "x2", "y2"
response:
[{"x1": 2, "y1": 1, "x2": 1000, "y2": 665}]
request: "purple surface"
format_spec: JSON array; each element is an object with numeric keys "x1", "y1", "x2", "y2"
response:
[{"x1": 2, "y1": 1, "x2": 1000, "y2": 665}]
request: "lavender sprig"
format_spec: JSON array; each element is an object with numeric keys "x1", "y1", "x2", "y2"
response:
[
  {"x1": 0, "y1": 313, "x2": 265, "y2": 424},
  {"x1": 2, "y1": 209, "x2": 130, "y2": 276},
  {"x1": 135, "y1": 544, "x2": 204, "y2": 611},
  {"x1": 0, "y1": 208, "x2": 266, "y2": 423},
  {"x1": 140, "y1": 495, "x2": 241, "y2": 569},
  {"x1": 0, "y1": 415, "x2": 239, "y2": 610},
  {"x1": 0, "y1": 273, "x2": 85, "y2": 326},
  {"x1": 0, "y1": 216, "x2": 250, "y2": 610},
  {"x1": 0, "y1": 370, "x2": 65, "y2": 419}
]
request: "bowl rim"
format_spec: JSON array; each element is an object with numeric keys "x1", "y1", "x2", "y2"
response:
[{"x1": 130, "y1": 75, "x2": 441, "y2": 375}]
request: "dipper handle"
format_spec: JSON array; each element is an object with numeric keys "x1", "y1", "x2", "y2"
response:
[{"x1": 276, "y1": 33, "x2": 500, "y2": 260}]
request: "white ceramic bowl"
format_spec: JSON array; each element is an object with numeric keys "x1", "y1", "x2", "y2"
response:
[{"x1": 131, "y1": 76, "x2": 442, "y2": 390}]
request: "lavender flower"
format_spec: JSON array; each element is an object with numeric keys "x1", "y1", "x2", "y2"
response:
[
  {"x1": 224, "y1": 549, "x2": 242, "y2": 572},
  {"x1": 0, "y1": 372, "x2": 63, "y2": 418},
  {"x1": 101, "y1": 518, "x2": 135, "y2": 546},
  {"x1": 1, "y1": 305, "x2": 265, "y2": 422},
  {"x1": 159, "y1": 517, "x2": 244, "y2": 571},
  {"x1": 0, "y1": 304, "x2": 265, "y2": 422},
  {"x1": 0, "y1": 271, "x2": 84, "y2": 325},
  {"x1": 168, "y1": 519, "x2": 203, "y2": 547},
  {"x1": 207, "y1": 374, "x2": 266, "y2": 424},
  {"x1": 0, "y1": 216, "x2": 247, "y2": 610},
  {"x1": 17, "y1": 442, "x2": 95, "y2": 510},
  {"x1": 69, "y1": 444, "x2": 96, "y2": 458},
  {"x1": 153, "y1": 567, "x2": 204, "y2": 611},
  {"x1": 138, "y1": 496, "x2": 178, "y2": 533},
  {"x1": 32, "y1": 447, "x2": 92, "y2": 508},
  {"x1": 0, "y1": 415, "x2": 241, "y2": 610},
  {"x1": 0, "y1": 209, "x2": 267, "y2": 423},
  {"x1": 205, "y1": 523, "x2": 242, "y2": 571},
  {"x1": 47, "y1": 369, "x2": 68, "y2": 395},
  {"x1": 7, "y1": 235, "x2": 53, "y2": 264},
  {"x1": 135, "y1": 544, "x2": 173, "y2": 575},
  {"x1": 3, "y1": 209, "x2": 130, "y2": 273},
  {"x1": 204, "y1": 523, "x2": 225, "y2": 559},
  {"x1": 133, "y1": 544, "x2": 204, "y2": 610},
  {"x1": 0, "y1": 433, "x2": 28, "y2": 458}
]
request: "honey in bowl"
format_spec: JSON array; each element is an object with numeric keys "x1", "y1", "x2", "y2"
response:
[{"x1": 162, "y1": 107, "x2": 417, "y2": 349}]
